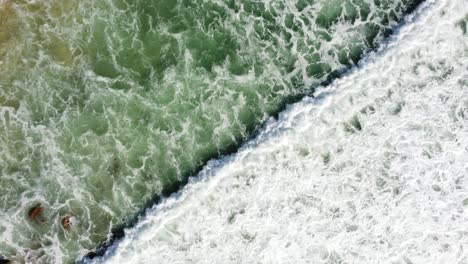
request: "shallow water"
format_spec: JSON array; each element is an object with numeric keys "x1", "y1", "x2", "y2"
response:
[
  {"x1": 87, "y1": 0, "x2": 468, "y2": 263},
  {"x1": 0, "y1": 0, "x2": 423, "y2": 262}
]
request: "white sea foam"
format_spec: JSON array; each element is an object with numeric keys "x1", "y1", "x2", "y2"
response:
[{"x1": 92, "y1": 0, "x2": 467, "y2": 263}]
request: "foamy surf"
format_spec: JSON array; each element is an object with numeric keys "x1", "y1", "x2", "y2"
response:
[
  {"x1": 0, "y1": 0, "x2": 424, "y2": 262},
  {"x1": 88, "y1": 0, "x2": 468, "y2": 263}
]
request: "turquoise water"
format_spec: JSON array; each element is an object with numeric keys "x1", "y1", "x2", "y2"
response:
[
  {"x1": 0, "y1": 0, "x2": 422, "y2": 262},
  {"x1": 92, "y1": 1, "x2": 468, "y2": 262}
]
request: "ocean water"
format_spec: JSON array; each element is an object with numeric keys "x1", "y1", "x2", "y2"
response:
[
  {"x1": 0, "y1": 0, "x2": 426, "y2": 262},
  {"x1": 83, "y1": 0, "x2": 468, "y2": 263}
]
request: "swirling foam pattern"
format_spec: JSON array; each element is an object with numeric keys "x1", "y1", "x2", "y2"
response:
[
  {"x1": 90, "y1": 0, "x2": 468, "y2": 263},
  {"x1": 0, "y1": 0, "x2": 422, "y2": 262}
]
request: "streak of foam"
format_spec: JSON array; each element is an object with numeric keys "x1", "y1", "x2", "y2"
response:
[{"x1": 91, "y1": 0, "x2": 468, "y2": 263}]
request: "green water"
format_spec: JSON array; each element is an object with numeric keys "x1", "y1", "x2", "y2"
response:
[{"x1": 0, "y1": 0, "x2": 421, "y2": 262}]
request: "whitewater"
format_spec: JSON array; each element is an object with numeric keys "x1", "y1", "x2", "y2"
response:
[
  {"x1": 0, "y1": 0, "x2": 426, "y2": 262},
  {"x1": 88, "y1": 0, "x2": 468, "y2": 263}
]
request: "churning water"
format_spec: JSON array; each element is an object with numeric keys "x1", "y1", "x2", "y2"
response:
[
  {"x1": 1, "y1": 0, "x2": 466, "y2": 263},
  {"x1": 88, "y1": 0, "x2": 467, "y2": 263}
]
